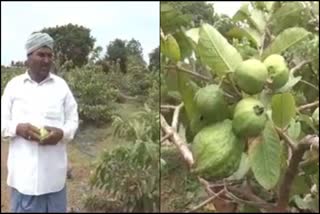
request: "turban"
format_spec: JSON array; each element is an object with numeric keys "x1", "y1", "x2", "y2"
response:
[{"x1": 25, "y1": 32, "x2": 54, "y2": 55}]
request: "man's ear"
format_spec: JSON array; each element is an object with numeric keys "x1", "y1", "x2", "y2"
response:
[
  {"x1": 24, "y1": 59, "x2": 29, "y2": 67},
  {"x1": 25, "y1": 54, "x2": 32, "y2": 66}
]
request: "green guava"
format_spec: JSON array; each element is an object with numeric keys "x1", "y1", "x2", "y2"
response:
[
  {"x1": 194, "y1": 84, "x2": 230, "y2": 123},
  {"x1": 234, "y1": 59, "x2": 268, "y2": 95},
  {"x1": 191, "y1": 119, "x2": 244, "y2": 180},
  {"x1": 232, "y1": 97, "x2": 267, "y2": 138},
  {"x1": 263, "y1": 54, "x2": 289, "y2": 89}
]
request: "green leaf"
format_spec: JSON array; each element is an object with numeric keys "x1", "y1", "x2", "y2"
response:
[
  {"x1": 232, "y1": 5, "x2": 266, "y2": 33},
  {"x1": 248, "y1": 9, "x2": 267, "y2": 33},
  {"x1": 173, "y1": 31, "x2": 193, "y2": 60},
  {"x1": 197, "y1": 23, "x2": 243, "y2": 76},
  {"x1": 262, "y1": 27, "x2": 311, "y2": 59},
  {"x1": 292, "y1": 195, "x2": 319, "y2": 212},
  {"x1": 160, "y1": 4, "x2": 193, "y2": 34},
  {"x1": 287, "y1": 119, "x2": 301, "y2": 140},
  {"x1": 289, "y1": 175, "x2": 310, "y2": 199},
  {"x1": 185, "y1": 27, "x2": 200, "y2": 46},
  {"x1": 177, "y1": 67, "x2": 200, "y2": 121},
  {"x1": 249, "y1": 122, "x2": 281, "y2": 190},
  {"x1": 269, "y1": 2, "x2": 310, "y2": 35},
  {"x1": 265, "y1": 2, "x2": 275, "y2": 12},
  {"x1": 239, "y1": 204, "x2": 261, "y2": 213},
  {"x1": 232, "y1": 3, "x2": 250, "y2": 22},
  {"x1": 271, "y1": 93, "x2": 296, "y2": 128},
  {"x1": 163, "y1": 65, "x2": 179, "y2": 91},
  {"x1": 276, "y1": 74, "x2": 302, "y2": 93},
  {"x1": 226, "y1": 26, "x2": 261, "y2": 48},
  {"x1": 161, "y1": 34, "x2": 181, "y2": 62},
  {"x1": 298, "y1": 114, "x2": 318, "y2": 134}
]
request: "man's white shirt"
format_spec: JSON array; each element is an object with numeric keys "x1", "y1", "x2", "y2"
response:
[{"x1": 1, "y1": 71, "x2": 79, "y2": 195}]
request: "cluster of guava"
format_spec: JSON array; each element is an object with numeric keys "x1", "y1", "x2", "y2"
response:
[{"x1": 189, "y1": 54, "x2": 289, "y2": 180}]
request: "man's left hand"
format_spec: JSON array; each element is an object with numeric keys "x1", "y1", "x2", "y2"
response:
[{"x1": 40, "y1": 126, "x2": 64, "y2": 145}]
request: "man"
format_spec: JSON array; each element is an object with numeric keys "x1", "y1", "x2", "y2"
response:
[{"x1": 1, "y1": 32, "x2": 79, "y2": 212}]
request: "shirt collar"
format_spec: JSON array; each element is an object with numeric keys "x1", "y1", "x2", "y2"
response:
[{"x1": 23, "y1": 69, "x2": 54, "y2": 84}]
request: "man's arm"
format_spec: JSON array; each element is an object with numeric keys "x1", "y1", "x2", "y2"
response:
[
  {"x1": 61, "y1": 85, "x2": 79, "y2": 143},
  {"x1": 1, "y1": 80, "x2": 18, "y2": 139},
  {"x1": 1, "y1": 80, "x2": 41, "y2": 142}
]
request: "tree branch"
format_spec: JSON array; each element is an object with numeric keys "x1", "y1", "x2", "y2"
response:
[
  {"x1": 171, "y1": 103, "x2": 184, "y2": 131},
  {"x1": 290, "y1": 60, "x2": 312, "y2": 75},
  {"x1": 297, "y1": 100, "x2": 319, "y2": 112},
  {"x1": 273, "y1": 134, "x2": 319, "y2": 212},
  {"x1": 299, "y1": 80, "x2": 319, "y2": 92},
  {"x1": 225, "y1": 186, "x2": 274, "y2": 210},
  {"x1": 275, "y1": 127, "x2": 297, "y2": 150},
  {"x1": 160, "y1": 105, "x2": 177, "y2": 110},
  {"x1": 160, "y1": 114, "x2": 194, "y2": 168},
  {"x1": 161, "y1": 133, "x2": 172, "y2": 143},
  {"x1": 226, "y1": 72, "x2": 242, "y2": 97}
]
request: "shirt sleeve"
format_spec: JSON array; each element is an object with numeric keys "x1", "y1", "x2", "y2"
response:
[
  {"x1": 1, "y1": 80, "x2": 18, "y2": 139},
  {"x1": 61, "y1": 85, "x2": 79, "y2": 143}
]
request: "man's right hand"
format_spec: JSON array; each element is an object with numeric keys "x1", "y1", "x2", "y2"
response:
[{"x1": 16, "y1": 123, "x2": 41, "y2": 142}]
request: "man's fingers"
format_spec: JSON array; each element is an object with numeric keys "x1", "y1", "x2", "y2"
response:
[
  {"x1": 29, "y1": 124, "x2": 41, "y2": 135},
  {"x1": 25, "y1": 128, "x2": 40, "y2": 141},
  {"x1": 41, "y1": 132, "x2": 54, "y2": 145}
]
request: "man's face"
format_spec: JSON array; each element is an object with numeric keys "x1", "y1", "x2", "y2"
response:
[{"x1": 27, "y1": 47, "x2": 53, "y2": 79}]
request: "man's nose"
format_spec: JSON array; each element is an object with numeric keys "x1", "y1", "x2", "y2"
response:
[{"x1": 43, "y1": 56, "x2": 51, "y2": 63}]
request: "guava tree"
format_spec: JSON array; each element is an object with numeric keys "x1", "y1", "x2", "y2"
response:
[{"x1": 160, "y1": 2, "x2": 319, "y2": 212}]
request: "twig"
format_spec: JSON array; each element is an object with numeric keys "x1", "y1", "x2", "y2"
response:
[
  {"x1": 290, "y1": 60, "x2": 312, "y2": 75},
  {"x1": 164, "y1": 63, "x2": 211, "y2": 82},
  {"x1": 172, "y1": 103, "x2": 184, "y2": 131},
  {"x1": 209, "y1": 180, "x2": 243, "y2": 189},
  {"x1": 297, "y1": 100, "x2": 319, "y2": 111},
  {"x1": 275, "y1": 127, "x2": 297, "y2": 150},
  {"x1": 186, "y1": 189, "x2": 225, "y2": 213},
  {"x1": 161, "y1": 133, "x2": 172, "y2": 143},
  {"x1": 309, "y1": 1, "x2": 319, "y2": 31},
  {"x1": 299, "y1": 79, "x2": 319, "y2": 91},
  {"x1": 198, "y1": 177, "x2": 215, "y2": 195},
  {"x1": 198, "y1": 177, "x2": 233, "y2": 203},
  {"x1": 160, "y1": 105, "x2": 177, "y2": 110},
  {"x1": 226, "y1": 72, "x2": 242, "y2": 97},
  {"x1": 299, "y1": 155, "x2": 319, "y2": 168},
  {"x1": 259, "y1": 31, "x2": 266, "y2": 57},
  {"x1": 160, "y1": 114, "x2": 194, "y2": 168},
  {"x1": 225, "y1": 185, "x2": 274, "y2": 210},
  {"x1": 274, "y1": 134, "x2": 319, "y2": 212}
]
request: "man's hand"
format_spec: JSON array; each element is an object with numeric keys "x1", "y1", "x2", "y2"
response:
[
  {"x1": 16, "y1": 123, "x2": 41, "y2": 142},
  {"x1": 40, "y1": 126, "x2": 64, "y2": 145}
]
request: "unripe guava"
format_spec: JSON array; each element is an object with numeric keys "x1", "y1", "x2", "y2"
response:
[
  {"x1": 186, "y1": 113, "x2": 210, "y2": 143},
  {"x1": 263, "y1": 54, "x2": 289, "y2": 89},
  {"x1": 234, "y1": 59, "x2": 268, "y2": 95},
  {"x1": 232, "y1": 97, "x2": 267, "y2": 137},
  {"x1": 39, "y1": 127, "x2": 49, "y2": 141},
  {"x1": 191, "y1": 119, "x2": 244, "y2": 180},
  {"x1": 194, "y1": 84, "x2": 230, "y2": 123}
]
